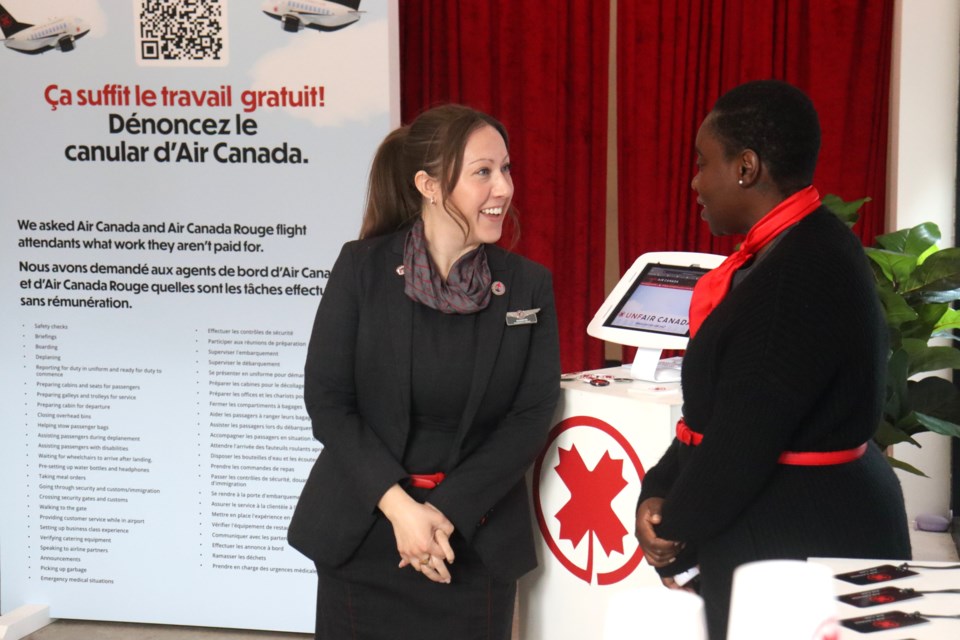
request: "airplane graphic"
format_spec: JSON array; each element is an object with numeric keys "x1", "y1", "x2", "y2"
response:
[
  {"x1": 0, "y1": 2, "x2": 90, "y2": 54},
  {"x1": 262, "y1": 0, "x2": 362, "y2": 33}
]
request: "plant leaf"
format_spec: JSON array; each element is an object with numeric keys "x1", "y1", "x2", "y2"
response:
[
  {"x1": 933, "y1": 307, "x2": 960, "y2": 335},
  {"x1": 874, "y1": 222, "x2": 940, "y2": 256},
  {"x1": 902, "y1": 247, "x2": 960, "y2": 300},
  {"x1": 874, "y1": 419, "x2": 919, "y2": 448},
  {"x1": 901, "y1": 340, "x2": 960, "y2": 376},
  {"x1": 917, "y1": 243, "x2": 939, "y2": 265},
  {"x1": 901, "y1": 302, "x2": 948, "y2": 339},
  {"x1": 876, "y1": 284, "x2": 919, "y2": 332},
  {"x1": 885, "y1": 349, "x2": 910, "y2": 421},
  {"x1": 822, "y1": 194, "x2": 869, "y2": 227},
  {"x1": 914, "y1": 411, "x2": 960, "y2": 438},
  {"x1": 866, "y1": 248, "x2": 918, "y2": 287},
  {"x1": 908, "y1": 376, "x2": 960, "y2": 422},
  {"x1": 901, "y1": 303, "x2": 948, "y2": 341},
  {"x1": 894, "y1": 411, "x2": 926, "y2": 436},
  {"x1": 884, "y1": 454, "x2": 928, "y2": 477},
  {"x1": 867, "y1": 220, "x2": 960, "y2": 477}
]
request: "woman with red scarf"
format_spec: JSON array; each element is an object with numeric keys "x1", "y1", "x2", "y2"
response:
[{"x1": 634, "y1": 80, "x2": 911, "y2": 640}]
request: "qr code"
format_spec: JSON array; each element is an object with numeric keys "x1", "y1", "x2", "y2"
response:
[{"x1": 134, "y1": 0, "x2": 228, "y2": 66}]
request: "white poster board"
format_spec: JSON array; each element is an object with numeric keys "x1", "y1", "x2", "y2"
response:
[{"x1": 0, "y1": 0, "x2": 398, "y2": 632}]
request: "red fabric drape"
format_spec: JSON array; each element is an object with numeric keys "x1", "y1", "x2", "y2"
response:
[
  {"x1": 399, "y1": 1, "x2": 610, "y2": 372},
  {"x1": 617, "y1": 0, "x2": 893, "y2": 264}
]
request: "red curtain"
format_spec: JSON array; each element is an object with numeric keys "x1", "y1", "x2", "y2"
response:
[
  {"x1": 398, "y1": 1, "x2": 894, "y2": 371},
  {"x1": 617, "y1": 0, "x2": 894, "y2": 265},
  {"x1": 399, "y1": 1, "x2": 610, "y2": 372}
]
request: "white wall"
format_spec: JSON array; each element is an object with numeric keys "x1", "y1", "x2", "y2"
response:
[{"x1": 888, "y1": 0, "x2": 959, "y2": 523}]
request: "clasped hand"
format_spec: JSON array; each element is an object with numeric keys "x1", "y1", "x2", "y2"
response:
[
  {"x1": 379, "y1": 484, "x2": 456, "y2": 584},
  {"x1": 636, "y1": 498, "x2": 701, "y2": 592},
  {"x1": 635, "y1": 497, "x2": 683, "y2": 568}
]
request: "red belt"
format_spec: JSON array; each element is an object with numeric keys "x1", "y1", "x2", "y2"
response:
[
  {"x1": 408, "y1": 472, "x2": 446, "y2": 489},
  {"x1": 675, "y1": 419, "x2": 867, "y2": 466}
]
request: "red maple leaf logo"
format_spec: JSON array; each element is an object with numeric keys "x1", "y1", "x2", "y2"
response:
[
  {"x1": 554, "y1": 444, "x2": 629, "y2": 570},
  {"x1": 534, "y1": 416, "x2": 648, "y2": 584}
]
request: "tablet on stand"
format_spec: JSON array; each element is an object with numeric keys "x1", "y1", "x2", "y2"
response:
[{"x1": 587, "y1": 251, "x2": 725, "y2": 382}]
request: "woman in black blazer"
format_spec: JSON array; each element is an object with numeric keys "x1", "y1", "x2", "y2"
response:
[{"x1": 288, "y1": 104, "x2": 561, "y2": 639}]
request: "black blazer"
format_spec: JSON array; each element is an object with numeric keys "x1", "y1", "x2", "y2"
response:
[{"x1": 288, "y1": 229, "x2": 561, "y2": 582}]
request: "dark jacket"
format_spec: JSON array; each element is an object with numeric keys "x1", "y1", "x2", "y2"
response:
[
  {"x1": 638, "y1": 209, "x2": 910, "y2": 638},
  {"x1": 288, "y1": 229, "x2": 561, "y2": 582}
]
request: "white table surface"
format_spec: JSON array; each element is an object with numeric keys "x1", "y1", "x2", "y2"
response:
[{"x1": 812, "y1": 557, "x2": 960, "y2": 639}]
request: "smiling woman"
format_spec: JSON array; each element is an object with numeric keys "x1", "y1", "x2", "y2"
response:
[
  {"x1": 288, "y1": 103, "x2": 560, "y2": 640},
  {"x1": 418, "y1": 123, "x2": 514, "y2": 272}
]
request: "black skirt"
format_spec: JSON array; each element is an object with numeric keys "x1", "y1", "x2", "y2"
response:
[
  {"x1": 314, "y1": 511, "x2": 515, "y2": 640},
  {"x1": 313, "y1": 300, "x2": 514, "y2": 639}
]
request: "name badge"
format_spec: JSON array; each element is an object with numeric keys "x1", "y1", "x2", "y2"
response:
[{"x1": 506, "y1": 308, "x2": 540, "y2": 326}]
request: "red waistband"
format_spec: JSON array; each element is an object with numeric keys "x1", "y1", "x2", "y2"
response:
[
  {"x1": 675, "y1": 419, "x2": 867, "y2": 466},
  {"x1": 676, "y1": 419, "x2": 704, "y2": 446},
  {"x1": 408, "y1": 472, "x2": 446, "y2": 489}
]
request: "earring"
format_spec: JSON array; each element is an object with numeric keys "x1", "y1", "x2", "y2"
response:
[
  {"x1": 738, "y1": 179, "x2": 744, "y2": 186},
  {"x1": 430, "y1": 197, "x2": 436, "y2": 205}
]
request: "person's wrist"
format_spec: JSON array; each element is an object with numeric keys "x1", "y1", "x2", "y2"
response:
[{"x1": 377, "y1": 484, "x2": 407, "y2": 520}]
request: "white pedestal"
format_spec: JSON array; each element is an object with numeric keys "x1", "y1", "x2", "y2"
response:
[
  {"x1": 0, "y1": 605, "x2": 52, "y2": 640},
  {"x1": 519, "y1": 367, "x2": 682, "y2": 640}
]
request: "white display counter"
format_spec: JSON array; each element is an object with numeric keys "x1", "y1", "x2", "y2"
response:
[{"x1": 518, "y1": 366, "x2": 683, "y2": 639}]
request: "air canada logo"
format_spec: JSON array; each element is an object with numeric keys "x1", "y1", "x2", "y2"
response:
[{"x1": 533, "y1": 416, "x2": 646, "y2": 585}]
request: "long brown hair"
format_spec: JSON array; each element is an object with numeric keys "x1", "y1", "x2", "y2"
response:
[{"x1": 359, "y1": 104, "x2": 520, "y2": 244}]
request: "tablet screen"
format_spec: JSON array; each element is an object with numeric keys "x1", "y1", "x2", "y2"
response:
[{"x1": 602, "y1": 264, "x2": 709, "y2": 337}]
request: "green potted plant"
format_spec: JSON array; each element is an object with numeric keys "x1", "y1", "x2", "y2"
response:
[{"x1": 824, "y1": 195, "x2": 960, "y2": 475}]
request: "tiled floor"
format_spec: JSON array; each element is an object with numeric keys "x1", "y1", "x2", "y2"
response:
[{"x1": 13, "y1": 529, "x2": 959, "y2": 640}]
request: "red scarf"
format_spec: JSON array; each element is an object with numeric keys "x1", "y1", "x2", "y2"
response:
[{"x1": 688, "y1": 185, "x2": 821, "y2": 337}]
